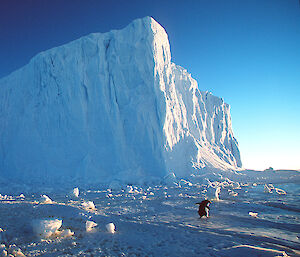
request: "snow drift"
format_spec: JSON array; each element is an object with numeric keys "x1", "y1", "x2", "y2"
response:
[{"x1": 0, "y1": 17, "x2": 241, "y2": 185}]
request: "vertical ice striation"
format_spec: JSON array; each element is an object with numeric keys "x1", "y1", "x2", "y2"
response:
[{"x1": 0, "y1": 17, "x2": 241, "y2": 185}]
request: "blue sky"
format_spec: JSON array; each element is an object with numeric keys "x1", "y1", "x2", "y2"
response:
[{"x1": 0, "y1": 0, "x2": 299, "y2": 170}]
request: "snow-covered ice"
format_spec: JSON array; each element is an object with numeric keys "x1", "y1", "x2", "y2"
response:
[{"x1": 0, "y1": 169, "x2": 299, "y2": 256}]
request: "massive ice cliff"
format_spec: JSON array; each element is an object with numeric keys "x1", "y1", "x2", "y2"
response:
[{"x1": 0, "y1": 17, "x2": 242, "y2": 185}]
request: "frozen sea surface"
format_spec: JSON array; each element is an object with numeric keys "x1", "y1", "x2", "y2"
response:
[{"x1": 0, "y1": 178, "x2": 299, "y2": 256}]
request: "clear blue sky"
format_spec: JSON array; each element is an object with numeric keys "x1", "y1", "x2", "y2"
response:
[{"x1": 0, "y1": 0, "x2": 299, "y2": 170}]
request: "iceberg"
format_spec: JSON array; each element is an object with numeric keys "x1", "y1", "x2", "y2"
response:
[{"x1": 0, "y1": 17, "x2": 241, "y2": 186}]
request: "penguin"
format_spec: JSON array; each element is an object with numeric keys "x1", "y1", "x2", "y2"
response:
[{"x1": 196, "y1": 200, "x2": 211, "y2": 218}]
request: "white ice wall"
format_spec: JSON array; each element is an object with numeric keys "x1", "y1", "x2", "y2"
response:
[{"x1": 0, "y1": 17, "x2": 241, "y2": 185}]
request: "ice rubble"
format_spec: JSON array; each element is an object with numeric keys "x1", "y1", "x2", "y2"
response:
[{"x1": 0, "y1": 16, "x2": 241, "y2": 186}]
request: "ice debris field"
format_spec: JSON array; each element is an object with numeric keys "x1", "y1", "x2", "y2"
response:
[{"x1": 0, "y1": 169, "x2": 299, "y2": 257}]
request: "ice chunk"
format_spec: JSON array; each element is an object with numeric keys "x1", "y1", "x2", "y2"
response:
[
  {"x1": 82, "y1": 201, "x2": 95, "y2": 210},
  {"x1": 126, "y1": 186, "x2": 134, "y2": 194},
  {"x1": 248, "y1": 212, "x2": 258, "y2": 218},
  {"x1": 215, "y1": 187, "x2": 221, "y2": 201},
  {"x1": 106, "y1": 223, "x2": 116, "y2": 234},
  {"x1": 86, "y1": 221, "x2": 98, "y2": 232},
  {"x1": 59, "y1": 229, "x2": 74, "y2": 238},
  {"x1": 40, "y1": 194, "x2": 53, "y2": 204},
  {"x1": 275, "y1": 188, "x2": 286, "y2": 195},
  {"x1": 72, "y1": 187, "x2": 79, "y2": 198},
  {"x1": 32, "y1": 219, "x2": 62, "y2": 238}
]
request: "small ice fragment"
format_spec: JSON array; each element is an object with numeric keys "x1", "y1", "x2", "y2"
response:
[
  {"x1": 215, "y1": 187, "x2": 221, "y2": 201},
  {"x1": 275, "y1": 188, "x2": 286, "y2": 195},
  {"x1": 72, "y1": 187, "x2": 79, "y2": 198},
  {"x1": 59, "y1": 229, "x2": 74, "y2": 237},
  {"x1": 106, "y1": 223, "x2": 115, "y2": 234},
  {"x1": 82, "y1": 201, "x2": 95, "y2": 210},
  {"x1": 18, "y1": 194, "x2": 25, "y2": 198},
  {"x1": 40, "y1": 194, "x2": 53, "y2": 204},
  {"x1": 86, "y1": 221, "x2": 98, "y2": 232},
  {"x1": 32, "y1": 219, "x2": 62, "y2": 238},
  {"x1": 126, "y1": 186, "x2": 134, "y2": 194},
  {"x1": 249, "y1": 212, "x2": 258, "y2": 218}
]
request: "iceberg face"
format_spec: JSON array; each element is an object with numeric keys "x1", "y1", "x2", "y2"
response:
[{"x1": 0, "y1": 17, "x2": 241, "y2": 185}]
